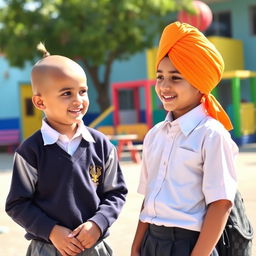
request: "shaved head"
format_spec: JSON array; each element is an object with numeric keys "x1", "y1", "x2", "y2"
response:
[{"x1": 31, "y1": 55, "x2": 87, "y2": 95}]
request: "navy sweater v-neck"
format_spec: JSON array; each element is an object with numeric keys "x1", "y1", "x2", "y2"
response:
[{"x1": 6, "y1": 127, "x2": 127, "y2": 243}]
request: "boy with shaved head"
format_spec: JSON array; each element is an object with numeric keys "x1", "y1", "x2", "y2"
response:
[{"x1": 6, "y1": 44, "x2": 127, "y2": 256}]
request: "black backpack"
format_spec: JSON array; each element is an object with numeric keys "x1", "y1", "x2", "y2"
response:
[{"x1": 216, "y1": 191, "x2": 254, "y2": 256}]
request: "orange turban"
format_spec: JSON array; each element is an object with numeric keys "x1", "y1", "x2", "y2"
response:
[{"x1": 156, "y1": 21, "x2": 233, "y2": 131}]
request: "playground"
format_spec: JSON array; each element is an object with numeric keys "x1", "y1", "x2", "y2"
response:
[
  {"x1": 0, "y1": 1, "x2": 256, "y2": 155},
  {"x1": 0, "y1": 1, "x2": 256, "y2": 255},
  {"x1": 0, "y1": 143, "x2": 256, "y2": 255},
  {"x1": 88, "y1": 32, "x2": 256, "y2": 149},
  {"x1": 91, "y1": 69, "x2": 256, "y2": 151}
]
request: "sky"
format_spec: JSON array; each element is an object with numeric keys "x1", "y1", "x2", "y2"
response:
[{"x1": 0, "y1": 0, "x2": 5, "y2": 8}]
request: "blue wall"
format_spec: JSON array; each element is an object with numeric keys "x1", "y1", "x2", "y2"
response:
[
  {"x1": 85, "y1": 51, "x2": 147, "y2": 114},
  {"x1": 0, "y1": 57, "x2": 31, "y2": 129},
  {"x1": 0, "y1": 52, "x2": 147, "y2": 128},
  {"x1": 111, "y1": 52, "x2": 147, "y2": 83},
  {"x1": 0, "y1": 118, "x2": 19, "y2": 130},
  {"x1": 0, "y1": 57, "x2": 30, "y2": 119},
  {"x1": 1, "y1": 0, "x2": 256, "y2": 126}
]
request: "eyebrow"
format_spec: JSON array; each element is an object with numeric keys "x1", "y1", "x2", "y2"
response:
[
  {"x1": 58, "y1": 86, "x2": 88, "y2": 93},
  {"x1": 58, "y1": 87, "x2": 73, "y2": 92},
  {"x1": 157, "y1": 69, "x2": 181, "y2": 74}
]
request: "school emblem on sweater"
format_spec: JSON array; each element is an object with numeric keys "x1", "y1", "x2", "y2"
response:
[{"x1": 89, "y1": 166, "x2": 102, "y2": 184}]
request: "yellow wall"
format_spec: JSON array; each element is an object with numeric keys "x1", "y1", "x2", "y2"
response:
[
  {"x1": 146, "y1": 48, "x2": 158, "y2": 79},
  {"x1": 97, "y1": 123, "x2": 148, "y2": 141},
  {"x1": 240, "y1": 103, "x2": 256, "y2": 135},
  {"x1": 208, "y1": 36, "x2": 244, "y2": 71},
  {"x1": 20, "y1": 84, "x2": 42, "y2": 139}
]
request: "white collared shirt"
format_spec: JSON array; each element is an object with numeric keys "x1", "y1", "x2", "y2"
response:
[
  {"x1": 41, "y1": 119, "x2": 95, "y2": 155},
  {"x1": 138, "y1": 104, "x2": 238, "y2": 231}
]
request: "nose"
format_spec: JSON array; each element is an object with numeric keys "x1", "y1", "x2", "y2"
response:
[
  {"x1": 73, "y1": 94, "x2": 83, "y2": 105},
  {"x1": 160, "y1": 79, "x2": 172, "y2": 90}
]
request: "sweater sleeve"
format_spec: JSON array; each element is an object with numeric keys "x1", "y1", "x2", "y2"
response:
[
  {"x1": 89, "y1": 147, "x2": 128, "y2": 235},
  {"x1": 5, "y1": 152, "x2": 58, "y2": 242}
]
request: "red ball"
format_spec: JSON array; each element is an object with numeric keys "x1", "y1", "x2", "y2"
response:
[{"x1": 177, "y1": 1, "x2": 213, "y2": 32}]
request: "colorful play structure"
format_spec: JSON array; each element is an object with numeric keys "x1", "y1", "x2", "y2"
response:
[
  {"x1": 221, "y1": 70, "x2": 256, "y2": 144},
  {"x1": 91, "y1": 79, "x2": 165, "y2": 141},
  {"x1": 91, "y1": 3, "x2": 256, "y2": 145},
  {"x1": 208, "y1": 37, "x2": 256, "y2": 144},
  {"x1": 90, "y1": 35, "x2": 256, "y2": 145}
]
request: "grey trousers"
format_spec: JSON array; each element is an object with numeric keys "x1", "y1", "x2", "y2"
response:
[
  {"x1": 141, "y1": 224, "x2": 219, "y2": 256},
  {"x1": 26, "y1": 240, "x2": 112, "y2": 256}
]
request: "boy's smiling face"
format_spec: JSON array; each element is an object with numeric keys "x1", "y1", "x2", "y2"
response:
[
  {"x1": 155, "y1": 57, "x2": 203, "y2": 119},
  {"x1": 31, "y1": 56, "x2": 89, "y2": 135}
]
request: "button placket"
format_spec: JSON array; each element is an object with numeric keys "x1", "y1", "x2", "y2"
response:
[{"x1": 151, "y1": 127, "x2": 176, "y2": 219}]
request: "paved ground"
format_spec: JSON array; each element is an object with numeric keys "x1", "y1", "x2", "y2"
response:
[{"x1": 0, "y1": 144, "x2": 255, "y2": 256}]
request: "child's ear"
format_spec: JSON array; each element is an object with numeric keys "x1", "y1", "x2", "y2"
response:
[{"x1": 32, "y1": 95, "x2": 46, "y2": 110}]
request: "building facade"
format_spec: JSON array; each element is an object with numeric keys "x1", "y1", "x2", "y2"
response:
[{"x1": 0, "y1": 0, "x2": 255, "y2": 142}]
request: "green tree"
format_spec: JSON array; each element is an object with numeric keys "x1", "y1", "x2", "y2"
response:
[{"x1": 0, "y1": 0, "x2": 192, "y2": 111}]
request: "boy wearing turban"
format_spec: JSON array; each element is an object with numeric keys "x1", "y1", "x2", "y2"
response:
[{"x1": 131, "y1": 22, "x2": 238, "y2": 256}]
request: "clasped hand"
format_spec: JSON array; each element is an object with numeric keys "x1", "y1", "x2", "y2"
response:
[{"x1": 49, "y1": 221, "x2": 101, "y2": 256}]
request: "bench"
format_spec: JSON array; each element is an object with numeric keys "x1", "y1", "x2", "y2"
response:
[
  {"x1": 107, "y1": 134, "x2": 142, "y2": 163},
  {"x1": 97, "y1": 124, "x2": 149, "y2": 142},
  {"x1": 123, "y1": 144, "x2": 143, "y2": 163},
  {"x1": 123, "y1": 144, "x2": 143, "y2": 151},
  {"x1": 116, "y1": 123, "x2": 148, "y2": 141},
  {"x1": 0, "y1": 129, "x2": 20, "y2": 153}
]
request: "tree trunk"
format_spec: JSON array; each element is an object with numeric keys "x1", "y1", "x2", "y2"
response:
[
  {"x1": 84, "y1": 64, "x2": 111, "y2": 112},
  {"x1": 95, "y1": 83, "x2": 111, "y2": 112},
  {"x1": 82, "y1": 56, "x2": 115, "y2": 112}
]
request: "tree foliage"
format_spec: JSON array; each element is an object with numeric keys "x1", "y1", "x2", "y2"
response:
[{"x1": 0, "y1": 0, "x2": 192, "y2": 110}]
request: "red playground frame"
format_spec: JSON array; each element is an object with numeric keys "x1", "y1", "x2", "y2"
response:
[{"x1": 112, "y1": 79, "x2": 156, "y2": 129}]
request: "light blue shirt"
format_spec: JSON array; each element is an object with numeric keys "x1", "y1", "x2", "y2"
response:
[
  {"x1": 138, "y1": 104, "x2": 238, "y2": 231},
  {"x1": 41, "y1": 119, "x2": 95, "y2": 155}
]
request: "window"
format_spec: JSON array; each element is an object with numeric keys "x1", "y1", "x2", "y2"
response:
[
  {"x1": 25, "y1": 98, "x2": 34, "y2": 116},
  {"x1": 250, "y1": 5, "x2": 256, "y2": 35},
  {"x1": 118, "y1": 90, "x2": 134, "y2": 110},
  {"x1": 205, "y1": 11, "x2": 232, "y2": 37}
]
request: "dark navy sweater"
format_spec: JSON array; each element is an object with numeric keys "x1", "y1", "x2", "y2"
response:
[{"x1": 5, "y1": 128, "x2": 127, "y2": 243}]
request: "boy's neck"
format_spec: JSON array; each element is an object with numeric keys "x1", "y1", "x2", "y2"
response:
[
  {"x1": 61, "y1": 125, "x2": 79, "y2": 139},
  {"x1": 45, "y1": 119, "x2": 79, "y2": 139},
  {"x1": 171, "y1": 102, "x2": 202, "y2": 120}
]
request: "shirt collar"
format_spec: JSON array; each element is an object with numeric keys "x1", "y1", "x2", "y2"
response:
[
  {"x1": 41, "y1": 119, "x2": 95, "y2": 145},
  {"x1": 162, "y1": 104, "x2": 207, "y2": 136}
]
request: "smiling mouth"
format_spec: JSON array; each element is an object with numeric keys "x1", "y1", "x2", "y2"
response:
[
  {"x1": 161, "y1": 95, "x2": 177, "y2": 102},
  {"x1": 68, "y1": 109, "x2": 83, "y2": 114}
]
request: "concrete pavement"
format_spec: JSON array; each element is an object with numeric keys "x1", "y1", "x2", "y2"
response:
[{"x1": 0, "y1": 144, "x2": 255, "y2": 256}]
